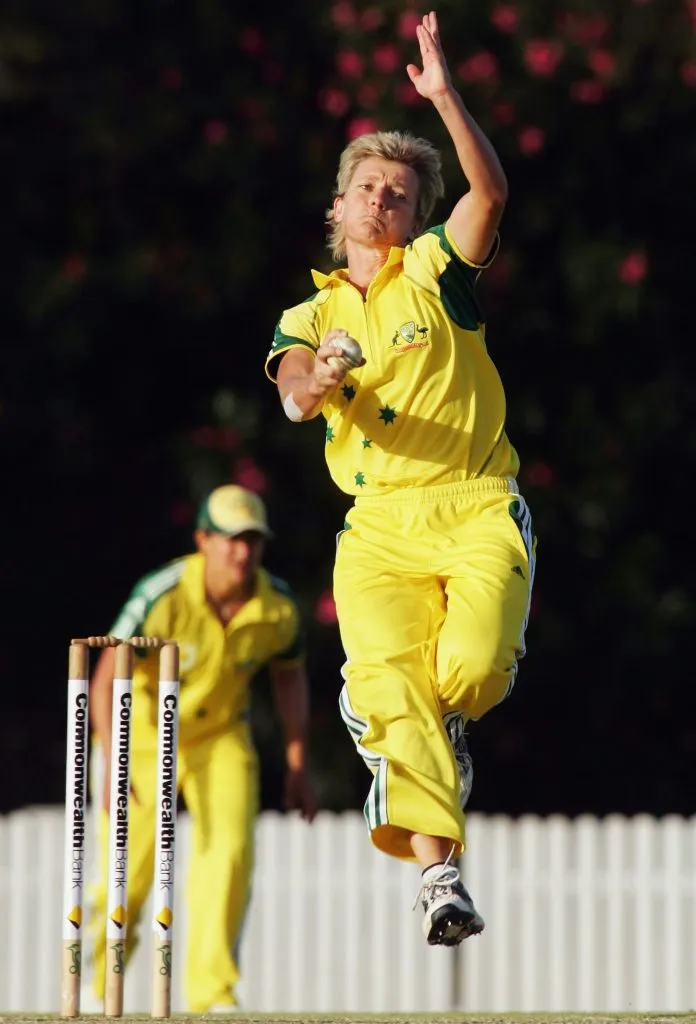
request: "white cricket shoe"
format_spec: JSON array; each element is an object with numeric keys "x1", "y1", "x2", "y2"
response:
[
  {"x1": 414, "y1": 857, "x2": 485, "y2": 946},
  {"x1": 444, "y1": 713, "x2": 474, "y2": 810}
]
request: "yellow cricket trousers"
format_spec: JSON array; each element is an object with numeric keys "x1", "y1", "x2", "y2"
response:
[
  {"x1": 87, "y1": 722, "x2": 258, "y2": 1011},
  {"x1": 334, "y1": 477, "x2": 536, "y2": 861}
]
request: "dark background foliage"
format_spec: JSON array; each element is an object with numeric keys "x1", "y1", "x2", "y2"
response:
[{"x1": 1, "y1": 0, "x2": 693, "y2": 816}]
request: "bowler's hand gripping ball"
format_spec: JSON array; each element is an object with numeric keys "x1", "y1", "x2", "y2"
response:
[{"x1": 327, "y1": 335, "x2": 363, "y2": 373}]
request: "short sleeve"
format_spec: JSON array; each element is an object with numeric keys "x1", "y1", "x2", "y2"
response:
[
  {"x1": 109, "y1": 561, "x2": 183, "y2": 644},
  {"x1": 265, "y1": 298, "x2": 322, "y2": 382},
  {"x1": 407, "y1": 225, "x2": 497, "y2": 331},
  {"x1": 266, "y1": 577, "x2": 306, "y2": 666},
  {"x1": 110, "y1": 586, "x2": 147, "y2": 640}
]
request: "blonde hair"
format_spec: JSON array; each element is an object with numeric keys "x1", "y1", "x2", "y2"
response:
[{"x1": 326, "y1": 130, "x2": 445, "y2": 262}]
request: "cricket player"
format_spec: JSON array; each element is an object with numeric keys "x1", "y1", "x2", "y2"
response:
[
  {"x1": 86, "y1": 484, "x2": 316, "y2": 1011},
  {"x1": 265, "y1": 11, "x2": 536, "y2": 946}
]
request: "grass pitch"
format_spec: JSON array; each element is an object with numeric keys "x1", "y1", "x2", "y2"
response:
[{"x1": 2, "y1": 1014, "x2": 696, "y2": 1024}]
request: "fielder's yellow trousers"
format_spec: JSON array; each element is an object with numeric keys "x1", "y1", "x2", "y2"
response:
[
  {"x1": 87, "y1": 722, "x2": 258, "y2": 1012},
  {"x1": 335, "y1": 477, "x2": 536, "y2": 861}
]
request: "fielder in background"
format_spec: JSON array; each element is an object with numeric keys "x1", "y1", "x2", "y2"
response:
[
  {"x1": 266, "y1": 11, "x2": 536, "y2": 945},
  {"x1": 86, "y1": 484, "x2": 317, "y2": 1012}
]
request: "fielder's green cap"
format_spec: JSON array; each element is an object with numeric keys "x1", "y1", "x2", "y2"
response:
[{"x1": 196, "y1": 485, "x2": 273, "y2": 539}]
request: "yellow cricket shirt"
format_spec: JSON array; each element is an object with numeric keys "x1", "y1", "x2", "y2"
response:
[
  {"x1": 266, "y1": 223, "x2": 519, "y2": 496},
  {"x1": 110, "y1": 553, "x2": 304, "y2": 747}
]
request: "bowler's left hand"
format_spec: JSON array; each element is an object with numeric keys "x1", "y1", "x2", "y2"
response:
[{"x1": 283, "y1": 767, "x2": 318, "y2": 822}]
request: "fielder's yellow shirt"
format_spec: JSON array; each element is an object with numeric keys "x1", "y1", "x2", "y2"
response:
[
  {"x1": 110, "y1": 553, "x2": 303, "y2": 747},
  {"x1": 266, "y1": 223, "x2": 519, "y2": 496}
]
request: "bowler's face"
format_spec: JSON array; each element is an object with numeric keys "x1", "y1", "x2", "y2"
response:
[{"x1": 334, "y1": 157, "x2": 419, "y2": 251}]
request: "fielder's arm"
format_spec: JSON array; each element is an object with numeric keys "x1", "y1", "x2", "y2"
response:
[
  {"x1": 89, "y1": 647, "x2": 139, "y2": 810},
  {"x1": 269, "y1": 660, "x2": 318, "y2": 821},
  {"x1": 89, "y1": 649, "x2": 114, "y2": 811},
  {"x1": 89, "y1": 649, "x2": 114, "y2": 751}
]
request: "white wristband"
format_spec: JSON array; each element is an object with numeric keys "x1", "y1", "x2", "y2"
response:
[{"x1": 283, "y1": 393, "x2": 305, "y2": 422}]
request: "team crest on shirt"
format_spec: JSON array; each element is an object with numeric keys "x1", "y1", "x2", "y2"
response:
[{"x1": 390, "y1": 321, "x2": 430, "y2": 353}]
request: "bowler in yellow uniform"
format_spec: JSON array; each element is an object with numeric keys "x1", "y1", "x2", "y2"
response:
[
  {"x1": 266, "y1": 11, "x2": 536, "y2": 947},
  {"x1": 86, "y1": 485, "x2": 316, "y2": 1011}
]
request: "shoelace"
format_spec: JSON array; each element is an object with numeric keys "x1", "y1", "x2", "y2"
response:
[{"x1": 412, "y1": 845, "x2": 458, "y2": 911}]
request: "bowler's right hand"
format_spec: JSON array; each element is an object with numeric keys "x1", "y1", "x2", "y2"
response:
[{"x1": 312, "y1": 329, "x2": 364, "y2": 395}]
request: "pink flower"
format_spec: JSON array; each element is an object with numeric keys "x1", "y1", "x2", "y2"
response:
[
  {"x1": 336, "y1": 49, "x2": 364, "y2": 78},
  {"x1": 357, "y1": 83, "x2": 381, "y2": 109},
  {"x1": 331, "y1": 1, "x2": 357, "y2": 29},
  {"x1": 398, "y1": 10, "x2": 422, "y2": 39},
  {"x1": 680, "y1": 59, "x2": 696, "y2": 87},
  {"x1": 491, "y1": 5, "x2": 519, "y2": 32},
  {"x1": 315, "y1": 590, "x2": 338, "y2": 626},
  {"x1": 394, "y1": 81, "x2": 422, "y2": 106},
  {"x1": 189, "y1": 426, "x2": 219, "y2": 447},
  {"x1": 361, "y1": 7, "x2": 384, "y2": 30},
  {"x1": 160, "y1": 67, "x2": 182, "y2": 89},
  {"x1": 347, "y1": 116, "x2": 379, "y2": 140},
  {"x1": 619, "y1": 251, "x2": 648, "y2": 285},
  {"x1": 524, "y1": 39, "x2": 564, "y2": 77},
  {"x1": 557, "y1": 13, "x2": 610, "y2": 45},
  {"x1": 492, "y1": 101, "x2": 516, "y2": 125},
  {"x1": 319, "y1": 87, "x2": 350, "y2": 117},
  {"x1": 234, "y1": 457, "x2": 268, "y2": 494},
  {"x1": 239, "y1": 27, "x2": 264, "y2": 55},
  {"x1": 525, "y1": 461, "x2": 555, "y2": 486},
  {"x1": 203, "y1": 120, "x2": 228, "y2": 145},
  {"x1": 517, "y1": 126, "x2": 545, "y2": 156},
  {"x1": 373, "y1": 42, "x2": 400, "y2": 75},
  {"x1": 62, "y1": 255, "x2": 86, "y2": 281},
  {"x1": 588, "y1": 49, "x2": 615, "y2": 78},
  {"x1": 570, "y1": 79, "x2": 605, "y2": 104},
  {"x1": 216, "y1": 428, "x2": 240, "y2": 452},
  {"x1": 457, "y1": 51, "x2": 498, "y2": 83}
]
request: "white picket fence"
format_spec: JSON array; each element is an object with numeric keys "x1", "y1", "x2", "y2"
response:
[{"x1": 1, "y1": 808, "x2": 695, "y2": 1013}]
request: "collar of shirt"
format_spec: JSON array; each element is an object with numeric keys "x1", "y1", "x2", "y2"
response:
[
  {"x1": 180, "y1": 554, "x2": 286, "y2": 629},
  {"x1": 310, "y1": 245, "x2": 405, "y2": 290}
]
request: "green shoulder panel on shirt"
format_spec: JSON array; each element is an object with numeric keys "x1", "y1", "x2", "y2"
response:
[
  {"x1": 268, "y1": 573, "x2": 306, "y2": 662},
  {"x1": 266, "y1": 291, "x2": 322, "y2": 381},
  {"x1": 268, "y1": 573, "x2": 294, "y2": 597},
  {"x1": 425, "y1": 224, "x2": 484, "y2": 331},
  {"x1": 110, "y1": 558, "x2": 185, "y2": 640},
  {"x1": 271, "y1": 331, "x2": 317, "y2": 357}
]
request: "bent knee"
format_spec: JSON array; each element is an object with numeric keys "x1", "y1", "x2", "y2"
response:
[{"x1": 438, "y1": 647, "x2": 518, "y2": 716}]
